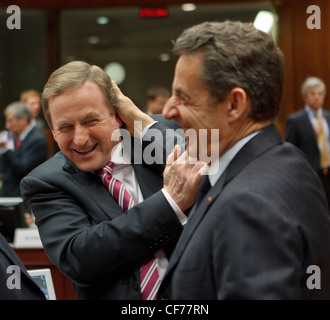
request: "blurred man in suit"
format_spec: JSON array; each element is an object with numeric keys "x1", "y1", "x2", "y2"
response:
[
  {"x1": 0, "y1": 101, "x2": 49, "y2": 226},
  {"x1": 285, "y1": 77, "x2": 330, "y2": 210},
  {"x1": 20, "y1": 61, "x2": 205, "y2": 300},
  {"x1": 145, "y1": 21, "x2": 330, "y2": 299}
]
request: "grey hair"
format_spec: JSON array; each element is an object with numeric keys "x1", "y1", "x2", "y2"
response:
[
  {"x1": 301, "y1": 76, "x2": 326, "y2": 96},
  {"x1": 4, "y1": 101, "x2": 32, "y2": 123}
]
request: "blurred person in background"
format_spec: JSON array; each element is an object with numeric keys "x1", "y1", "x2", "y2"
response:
[
  {"x1": 0, "y1": 101, "x2": 48, "y2": 226},
  {"x1": 285, "y1": 76, "x2": 330, "y2": 211},
  {"x1": 146, "y1": 85, "x2": 170, "y2": 115},
  {"x1": 20, "y1": 89, "x2": 46, "y2": 130}
]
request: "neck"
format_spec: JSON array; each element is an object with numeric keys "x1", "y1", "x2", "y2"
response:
[{"x1": 219, "y1": 119, "x2": 272, "y2": 157}]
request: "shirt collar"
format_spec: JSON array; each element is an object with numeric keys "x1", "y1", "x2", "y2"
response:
[
  {"x1": 110, "y1": 140, "x2": 131, "y2": 165},
  {"x1": 18, "y1": 124, "x2": 33, "y2": 141},
  {"x1": 305, "y1": 105, "x2": 323, "y2": 117},
  {"x1": 208, "y1": 130, "x2": 261, "y2": 187}
]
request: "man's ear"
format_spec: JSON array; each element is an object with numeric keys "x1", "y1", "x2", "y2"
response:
[
  {"x1": 227, "y1": 87, "x2": 249, "y2": 123},
  {"x1": 51, "y1": 129, "x2": 57, "y2": 142},
  {"x1": 115, "y1": 113, "x2": 123, "y2": 128}
]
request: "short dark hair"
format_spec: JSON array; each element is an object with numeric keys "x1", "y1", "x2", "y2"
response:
[
  {"x1": 146, "y1": 86, "x2": 170, "y2": 100},
  {"x1": 173, "y1": 21, "x2": 285, "y2": 121}
]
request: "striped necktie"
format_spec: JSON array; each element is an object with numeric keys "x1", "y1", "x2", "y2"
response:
[{"x1": 97, "y1": 161, "x2": 160, "y2": 300}]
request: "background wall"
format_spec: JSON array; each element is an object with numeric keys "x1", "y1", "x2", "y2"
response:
[
  {"x1": 276, "y1": 0, "x2": 330, "y2": 134},
  {"x1": 0, "y1": 0, "x2": 329, "y2": 138}
]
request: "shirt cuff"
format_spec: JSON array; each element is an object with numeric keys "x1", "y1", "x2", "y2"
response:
[
  {"x1": 141, "y1": 120, "x2": 158, "y2": 138},
  {"x1": 161, "y1": 188, "x2": 187, "y2": 226}
]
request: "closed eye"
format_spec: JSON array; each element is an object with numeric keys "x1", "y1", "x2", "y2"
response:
[
  {"x1": 58, "y1": 125, "x2": 73, "y2": 133},
  {"x1": 84, "y1": 119, "x2": 99, "y2": 126}
]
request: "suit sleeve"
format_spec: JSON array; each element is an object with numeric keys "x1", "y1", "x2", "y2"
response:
[
  {"x1": 21, "y1": 173, "x2": 183, "y2": 286},
  {"x1": 0, "y1": 136, "x2": 48, "y2": 179},
  {"x1": 141, "y1": 121, "x2": 185, "y2": 175}
]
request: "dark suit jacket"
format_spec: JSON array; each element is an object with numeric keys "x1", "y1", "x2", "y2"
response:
[
  {"x1": 0, "y1": 232, "x2": 45, "y2": 300},
  {"x1": 0, "y1": 126, "x2": 48, "y2": 197},
  {"x1": 20, "y1": 122, "x2": 184, "y2": 300},
  {"x1": 285, "y1": 109, "x2": 330, "y2": 172},
  {"x1": 159, "y1": 124, "x2": 330, "y2": 299}
]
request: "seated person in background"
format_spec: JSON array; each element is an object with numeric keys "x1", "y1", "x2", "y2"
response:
[
  {"x1": 20, "y1": 61, "x2": 206, "y2": 300},
  {"x1": 0, "y1": 101, "x2": 49, "y2": 226}
]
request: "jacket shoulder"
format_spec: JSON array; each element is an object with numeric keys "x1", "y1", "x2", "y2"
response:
[
  {"x1": 287, "y1": 109, "x2": 307, "y2": 121},
  {"x1": 24, "y1": 151, "x2": 67, "y2": 179}
]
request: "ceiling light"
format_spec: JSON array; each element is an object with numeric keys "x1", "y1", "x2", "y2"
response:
[
  {"x1": 104, "y1": 62, "x2": 126, "y2": 85},
  {"x1": 181, "y1": 3, "x2": 196, "y2": 12},
  {"x1": 96, "y1": 16, "x2": 109, "y2": 25},
  {"x1": 253, "y1": 11, "x2": 274, "y2": 33}
]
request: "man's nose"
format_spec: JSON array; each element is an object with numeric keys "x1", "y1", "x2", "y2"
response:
[
  {"x1": 162, "y1": 96, "x2": 179, "y2": 120},
  {"x1": 73, "y1": 125, "x2": 88, "y2": 145}
]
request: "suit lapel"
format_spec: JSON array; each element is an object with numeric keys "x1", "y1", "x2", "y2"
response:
[
  {"x1": 133, "y1": 164, "x2": 163, "y2": 199},
  {"x1": 62, "y1": 160, "x2": 123, "y2": 221},
  {"x1": 164, "y1": 124, "x2": 283, "y2": 278},
  {"x1": 62, "y1": 158, "x2": 164, "y2": 222}
]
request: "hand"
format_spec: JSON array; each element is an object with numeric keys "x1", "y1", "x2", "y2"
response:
[
  {"x1": 111, "y1": 81, "x2": 155, "y2": 137},
  {"x1": 0, "y1": 130, "x2": 9, "y2": 148},
  {"x1": 163, "y1": 145, "x2": 209, "y2": 211}
]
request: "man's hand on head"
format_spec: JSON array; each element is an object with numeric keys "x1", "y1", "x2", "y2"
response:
[{"x1": 112, "y1": 81, "x2": 155, "y2": 138}]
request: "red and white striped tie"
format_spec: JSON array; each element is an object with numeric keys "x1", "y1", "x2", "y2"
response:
[{"x1": 98, "y1": 161, "x2": 160, "y2": 300}]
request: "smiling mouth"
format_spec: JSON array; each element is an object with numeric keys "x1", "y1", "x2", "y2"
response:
[{"x1": 74, "y1": 144, "x2": 97, "y2": 154}]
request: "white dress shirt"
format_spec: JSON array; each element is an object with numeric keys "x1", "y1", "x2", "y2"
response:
[{"x1": 109, "y1": 122, "x2": 187, "y2": 280}]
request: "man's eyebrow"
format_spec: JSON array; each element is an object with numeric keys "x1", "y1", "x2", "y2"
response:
[
  {"x1": 175, "y1": 87, "x2": 190, "y2": 100},
  {"x1": 54, "y1": 112, "x2": 102, "y2": 128},
  {"x1": 81, "y1": 111, "x2": 101, "y2": 120}
]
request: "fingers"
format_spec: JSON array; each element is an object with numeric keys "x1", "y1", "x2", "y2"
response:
[
  {"x1": 111, "y1": 80, "x2": 118, "y2": 89},
  {"x1": 112, "y1": 80, "x2": 125, "y2": 101},
  {"x1": 195, "y1": 161, "x2": 209, "y2": 178},
  {"x1": 166, "y1": 144, "x2": 181, "y2": 166}
]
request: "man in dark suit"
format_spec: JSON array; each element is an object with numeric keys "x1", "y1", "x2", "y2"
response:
[
  {"x1": 149, "y1": 21, "x2": 330, "y2": 299},
  {"x1": 0, "y1": 101, "x2": 48, "y2": 198},
  {"x1": 20, "y1": 61, "x2": 205, "y2": 300},
  {"x1": 0, "y1": 232, "x2": 45, "y2": 299},
  {"x1": 0, "y1": 101, "x2": 48, "y2": 227},
  {"x1": 285, "y1": 77, "x2": 330, "y2": 210}
]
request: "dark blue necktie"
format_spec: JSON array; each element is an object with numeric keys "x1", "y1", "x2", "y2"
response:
[{"x1": 195, "y1": 175, "x2": 211, "y2": 207}]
